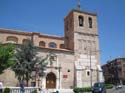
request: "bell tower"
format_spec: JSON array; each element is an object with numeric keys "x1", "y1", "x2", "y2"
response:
[
  {"x1": 64, "y1": 9, "x2": 99, "y2": 53},
  {"x1": 64, "y1": 7, "x2": 103, "y2": 87}
]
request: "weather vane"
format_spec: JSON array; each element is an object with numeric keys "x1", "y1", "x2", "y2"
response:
[{"x1": 77, "y1": 0, "x2": 81, "y2": 10}]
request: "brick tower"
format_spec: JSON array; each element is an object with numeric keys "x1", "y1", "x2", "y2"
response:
[{"x1": 64, "y1": 6, "x2": 103, "y2": 87}]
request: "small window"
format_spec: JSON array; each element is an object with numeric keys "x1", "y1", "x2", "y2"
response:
[
  {"x1": 78, "y1": 16, "x2": 84, "y2": 26},
  {"x1": 60, "y1": 44, "x2": 64, "y2": 49},
  {"x1": 67, "y1": 69, "x2": 70, "y2": 72},
  {"x1": 86, "y1": 70, "x2": 90, "y2": 76},
  {"x1": 48, "y1": 42, "x2": 57, "y2": 48},
  {"x1": 87, "y1": 71, "x2": 90, "y2": 76},
  {"x1": 39, "y1": 41, "x2": 45, "y2": 47},
  {"x1": 88, "y1": 17, "x2": 92, "y2": 28}
]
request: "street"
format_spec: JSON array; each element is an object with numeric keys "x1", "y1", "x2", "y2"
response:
[{"x1": 107, "y1": 85, "x2": 125, "y2": 93}]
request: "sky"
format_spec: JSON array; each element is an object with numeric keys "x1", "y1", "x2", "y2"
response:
[{"x1": 0, "y1": 0, "x2": 125, "y2": 65}]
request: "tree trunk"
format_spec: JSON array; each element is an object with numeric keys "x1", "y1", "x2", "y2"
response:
[
  {"x1": 26, "y1": 79, "x2": 29, "y2": 87},
  {"x1": 26, "y1": 73, "x2": 29, "y2": 87}
]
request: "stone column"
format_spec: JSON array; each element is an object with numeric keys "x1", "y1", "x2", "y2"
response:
[
  {"x1": 42, "y1": 77, "x2": 46, "y2": 88},
  {"x1": 76, "y1": 70, "x2": 82, "y2": 87}
]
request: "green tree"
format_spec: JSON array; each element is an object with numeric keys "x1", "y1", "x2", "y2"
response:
[
  {"x1": 0, "y1": 43, "x2": 15, "y2": 74},
  {"x1": 12, "y1": 40, "x2": 48, "y2": 87}
]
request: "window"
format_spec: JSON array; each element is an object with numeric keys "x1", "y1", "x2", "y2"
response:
[
  {"x1": 86, "y1": 70, "x2": 90, "y2": 76},
  {"x1": 39, "y1": 41, "x2": 45, "y2": 47},
  {"x1": 60, "y1": 44, "x2": 64, "y2": 49},
  {"x1": 87, "y1": 71, "x2": 90, "y2": 76},
  {"x1": 78, "y1": 16, "x2": 84, "y2": 26},
  {"x1": 6, "y1": 36, "x2": 18, "y2": 43},
  {"x1": 88, "y1": 17, "x2": 92, "y2": 28},
  {"x1": 48, "y1": 42, "x2": 57, "y2": 48}
]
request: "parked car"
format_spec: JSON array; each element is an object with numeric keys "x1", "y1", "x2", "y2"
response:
[
  {"x1": 115, "y1": 83, "x2": 122, "y2": 90},
  {"x1": 92, "y1": 82, "x2": 106, "y2": 93}
]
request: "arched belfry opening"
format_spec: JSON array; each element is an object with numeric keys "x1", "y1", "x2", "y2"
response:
[{"x1": 46, "y1": 72, "x2": 56, "y2": 89}]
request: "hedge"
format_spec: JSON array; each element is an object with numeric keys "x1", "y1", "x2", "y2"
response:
[
  {"x1": 4, "y1": 88, "x2": 10, "y2": 93},
  {"x1": 73, "y1": 87, "x2": 91, "y2": 93},
  {"x1": 105, "y1": 84, "x2": 114, "y2": 89}
]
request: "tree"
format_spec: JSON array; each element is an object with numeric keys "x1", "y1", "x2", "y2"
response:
[
  {"x1": 11, "y1": 40, "x2": 48, "y2": 87},
  {"x1": 0, "y1": 43, "x2": 15, "y2": 74}
]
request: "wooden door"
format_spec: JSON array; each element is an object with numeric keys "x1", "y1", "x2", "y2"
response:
[{"x1": 46, "y1": 72, "x2": 56, "y2": 88}]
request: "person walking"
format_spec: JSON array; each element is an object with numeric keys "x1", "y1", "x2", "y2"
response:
[
  {"x1": 20, "y1": 80, "x2": 25, "y2": 93},
  {"x1": 0, "y1": 81, "x2": 3, "y2": 93}
]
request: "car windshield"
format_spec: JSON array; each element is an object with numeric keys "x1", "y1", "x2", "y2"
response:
[{"x1": 94, "y1": 83, "x2": 104, "y2": 87}]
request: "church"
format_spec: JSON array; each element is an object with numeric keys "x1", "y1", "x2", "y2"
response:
[{"x1": 0, "y1": 4, "x2": 103, "y2": 89}]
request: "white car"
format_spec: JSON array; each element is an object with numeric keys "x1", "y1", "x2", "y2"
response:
[{"x1": 115, "y1": 84, "x2": 122, "y2": 89}]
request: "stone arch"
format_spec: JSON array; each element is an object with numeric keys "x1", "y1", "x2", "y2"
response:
[
  {"x1": 88, "y1": 17, "x2": 92, "y2": 28},
  {"x1": 39, "y1": 41, "x2": 45, "y2": 47},
  {"x1": 60, "y1": 44, "x2": 64, "y2": 49},
  {"x1": 6, "y1": 36, "x2": 18, "y2": 43},
  {"x1": 46, "y1": 72, "x2": 56, "y2": 89},
  {"x1": 78, "y1": 15, "x2": 84, "y2": 26},
  {"x1": 22, "y1": 39, "x2": 30, "y2": 45}
]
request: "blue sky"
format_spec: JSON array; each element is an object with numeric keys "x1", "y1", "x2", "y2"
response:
[{"x1": 0, "y1": 0, "x2": 125, "y2": 65}]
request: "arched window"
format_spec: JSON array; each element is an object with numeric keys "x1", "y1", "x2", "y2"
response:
[
  {"x1": 78, "y1": 16, "x2": 84, "y2": 26},
  {"x1": 48, "y1": 42, "x2": 57, "y2": 48},
  {"x1": 87, "y1": 71, "x2": 90, "y2": 76},
  {"x1": 39, "y1": 41, "x2": 45, "y2": 47},
  {"x1": 88, "y1": 17, "x2": 92, "y2": 28},
  {"x1": 60, "y1": 44, "x2": 64, "y2": 49},
  {"x1": 6, "y1": 36, "x2": 18, "y2": 43},
  {"x1": 23, "y1": 39, "x2": 30, "y2": 45}
]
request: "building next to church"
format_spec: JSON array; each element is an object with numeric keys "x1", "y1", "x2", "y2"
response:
[
  {"x1": 0, "y1": 6, "x2": 103, "y2": 89},
  {"x1": 102, "y1": 57, "x2": 125, "y2": 85}
]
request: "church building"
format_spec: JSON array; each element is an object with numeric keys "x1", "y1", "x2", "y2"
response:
[{"x1": 0, "y1": 4, "x2": 103, "y2": 89}]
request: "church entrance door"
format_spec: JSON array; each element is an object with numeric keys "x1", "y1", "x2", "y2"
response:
[{"x1": 46, "y1": 72, "x2": 56, "y2": 89}]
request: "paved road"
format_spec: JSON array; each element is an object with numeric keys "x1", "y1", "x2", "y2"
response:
[{"x1": 107, "y1": 85, "x2": 125, "y2": 93}]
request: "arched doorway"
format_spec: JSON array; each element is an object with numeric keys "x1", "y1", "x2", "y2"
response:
[{"x1": 46, "y1": 72, "x2": 56, "y2": 89}]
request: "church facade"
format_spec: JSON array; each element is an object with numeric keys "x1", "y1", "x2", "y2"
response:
[{"x1": 0, "y1": 8, "x2": 103, "y2": 89}]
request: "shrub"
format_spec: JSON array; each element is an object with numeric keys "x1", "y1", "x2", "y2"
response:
[
  {"x1": 73, "y1": 87, "x2": 91, "y2": 93},
  {"x1": 31, "y1": 90, "x2": 37, "y2": 93},
  {"x1": 4, "y1": 88, "x2": 10, "y2": 93},
  {"x1": 105, "y1": 84, "x2": 114, "y2": 89}
]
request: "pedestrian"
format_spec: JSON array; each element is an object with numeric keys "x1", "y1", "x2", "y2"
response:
[
  {"x1": 0, "y1": 81, "x2": 3, "y2": 93},
  {"x1": 20, "y1": 80, "x2": 25, "y2": 93}
]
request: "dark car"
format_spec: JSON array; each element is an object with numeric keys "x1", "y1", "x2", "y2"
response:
[{"x1": 92, "y1": 82, "x2": 106, "y2": 93}]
